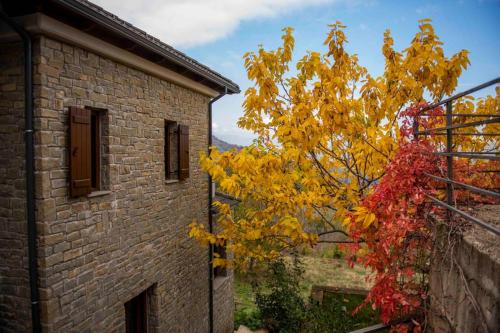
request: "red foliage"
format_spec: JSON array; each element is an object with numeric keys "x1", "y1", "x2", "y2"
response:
[
  {"x1": 451, "y1": 159, "x2": 500, "y2": 205},
  {"x1": 345, "y1": 103, "x2": 498, "y2": 331},
  {"x1": 346, "y1": 138, "x2": 441, "y2": 327}
]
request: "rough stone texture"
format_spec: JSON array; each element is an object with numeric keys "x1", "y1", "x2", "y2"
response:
[
  {"x1": 428, "y1": 205, "x2": 500, "y2": 333},
  {"x1": 214, "y1": 272, "x2": 234, "y2": 333},
  {"x1": 212, "y1": 202, "x2": 236, "y2": 333},
  {"x1": 0, "y1": 33, "x2": 234, "y2": 332},
  {"x1": 34, "y1": 35, "x2": 210, "y2": 332},
  {"x1": 0, "y1": 40, "x2": 32, "y2": 333}
]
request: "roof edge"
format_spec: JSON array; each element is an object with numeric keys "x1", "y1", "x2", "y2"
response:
[
  {"x1": 52, "y1": 0, "x2": 240, "y2": 94},
  {"x1": 18, "y1": 13, "x2": 222, "y2": 97}
]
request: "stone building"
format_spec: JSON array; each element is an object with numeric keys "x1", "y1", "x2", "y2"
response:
[{"x1": 0, "y1": 0, "x2": 239, "y2": 332}]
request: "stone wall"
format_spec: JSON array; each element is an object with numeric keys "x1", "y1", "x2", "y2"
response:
[
  {"x1": 32, "y1": 34, "x2": 217, "y2": 332},
  {"x1": 428, "y1": 206, "x2": 500, "y2": 333},
  {"x1": 0, "y1": 40, "x2": 32, "y2": 333},
  {"x1": 212, "y1": 201, "x2": 236, "y2": 333},
  {"x1": 213, "y1": 269, "x2": 234, "y2": 333}
]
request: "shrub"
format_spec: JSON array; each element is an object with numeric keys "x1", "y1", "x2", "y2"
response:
[
  {"x1": 242, "y1": 255, "x2": 379, "y2": 332},
  {"x1": 234, "y1": 307, "x2": 262, "y2": 331},
  {"x1": 318, "y1": 245, "x2": 344, "y2": 259},
  {"x1": 255, "y1": 257, "x2": 307, "y2": 333},
  {"x1": 304, "y1": 293, "x2": 380, "y2": 332}
]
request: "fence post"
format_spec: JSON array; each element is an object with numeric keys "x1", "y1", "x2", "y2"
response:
[{"x1": 446, "y1": 101, "x2": 453, "y2": 210}]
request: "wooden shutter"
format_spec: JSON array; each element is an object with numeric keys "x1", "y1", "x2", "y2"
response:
[
  {"x1": 178, "y1": 124, "x2": 189, "y2": 180},
  {"x1": 69, "y1": 107, "x2": 92, "y2": 197}
]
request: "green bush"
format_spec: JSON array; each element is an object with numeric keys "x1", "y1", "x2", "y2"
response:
[
  {"x1": 332, "y1": 245, "x2": 344, "y2": 259},
  {"x1": 255, "y1": 257, "x2": 307, "y2": 333},
  {"x1": 234, "y1": 307, "x2": 262, "y2": 330},
  {"x1": 304, "y1": 293, "x2": 380, "y2": 332},
  {"x1": 316, "y1": 245, "x2": 344, "y2": 259},
  {"x1": 237, "y1": 255, "x2": 379, "y2": 332}
]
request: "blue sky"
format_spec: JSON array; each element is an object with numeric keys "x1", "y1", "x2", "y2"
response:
[{"x1": 95, "y1": 0, "x2": 499, "y2": 145}]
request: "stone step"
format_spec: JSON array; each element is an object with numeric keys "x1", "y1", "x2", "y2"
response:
[{"x1": 234, "y1": 325, "x2": 268, "y2": 333}]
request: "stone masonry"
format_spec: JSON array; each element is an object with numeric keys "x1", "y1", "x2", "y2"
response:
[
  {"x1": 0, "y1": 31, "x2": 234, "y2": 332},
  {"x1": 35, "y1": 34, "x2": 209, "y2": 332},
  {"x1": 213, "y1": 270, "x2": 234, "y2": 333},
  {"x1": 0, "y1": 41, "x2": 32, "y2": 333},
  {"x1": 428, "y1": 206, "x2": 500, "y2": 333}
]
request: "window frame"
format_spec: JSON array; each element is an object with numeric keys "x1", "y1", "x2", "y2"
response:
[{"x1": 164, "y1": 120, "x2": 179, "y2": 180}]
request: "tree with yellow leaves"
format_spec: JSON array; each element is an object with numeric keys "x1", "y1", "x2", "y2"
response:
[{"x1": 189, "y1": 19, "x2": 497, "y2": 270}]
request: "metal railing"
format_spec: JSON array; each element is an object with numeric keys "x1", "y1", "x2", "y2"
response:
[
  {"x1": 348, "y1": 78, "x2": 499, "y2": 333},
  {"x1": 414, "y1": 77, "x2": 500, "y2": 236},
  {"x1": 349, "y1": 323, "x2": 389, "y2": 333}
]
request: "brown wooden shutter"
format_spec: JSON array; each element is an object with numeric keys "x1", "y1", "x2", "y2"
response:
[
  {"x1": 178, "y1": 124, "x2": 189, "y2": 180},
  {"x1": 69, "y1": 107, "x2": 92, "y2": 197}
]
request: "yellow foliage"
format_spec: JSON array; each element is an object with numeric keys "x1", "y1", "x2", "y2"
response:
[
  {"x1": 353, "y1": 207, "x2": 377, "y2": 229},
  {"x1": 189, "y1": 20, "x2": 497, "y2": 268}
]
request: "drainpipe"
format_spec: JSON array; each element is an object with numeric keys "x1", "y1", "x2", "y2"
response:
[
  {"x1": 208, "y1": 87, "x2": 227, "y2": 333},
  {"x1": 0, "y1": 8, "x2": 40, "y2": 333}
]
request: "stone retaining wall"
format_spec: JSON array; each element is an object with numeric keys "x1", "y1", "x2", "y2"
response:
[{"x1": 428, "y1": 206, "x2": 499, "y2": 333}]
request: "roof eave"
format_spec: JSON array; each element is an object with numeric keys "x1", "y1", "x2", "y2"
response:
[{"x1": 52, "y1": 0, "x2": 240, "y2": 94}]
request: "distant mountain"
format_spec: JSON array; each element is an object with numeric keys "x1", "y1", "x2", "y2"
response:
[{"x1": 212, "y1": 135, "x2": 243, "y2": 152}]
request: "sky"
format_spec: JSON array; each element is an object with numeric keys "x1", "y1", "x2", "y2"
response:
[{"x1": 93, "y1": 0, "x2": 500, "y2": 145}]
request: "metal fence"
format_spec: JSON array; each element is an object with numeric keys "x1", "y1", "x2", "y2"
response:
[
  {"x1": 347, "y1": 79, "x2": 499, "y2": 333},
  {"x1": 414, "y1": 77, "x2": 500, "y2": 236}
]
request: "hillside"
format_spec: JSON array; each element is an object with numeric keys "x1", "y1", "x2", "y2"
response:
[{"x1": 212, "y1": 135, "x2": 243, "y2": 152}]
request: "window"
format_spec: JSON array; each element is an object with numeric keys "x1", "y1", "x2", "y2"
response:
[
  {"x1": 213, "y1": 243, "x2": 228, "y2": 278},
  {"x1": 165, "y1": 121, "x2": 178, "y2": 180},
  {"x1": 90, "y1": 109, "x2": 101, "y2": 190},
  {"x1": 69, "y1": 106, "x2": 105, "y2": 197},
  {"x1": 125, "y1": 290, "x2": 148, "y2": 333},
  {"x1": 165, "y1": 120, "x2": 189, "y2": 181}
]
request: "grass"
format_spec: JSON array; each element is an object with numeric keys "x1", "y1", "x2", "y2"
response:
[
  {"x1": 299, "y1": 256, "x2": 371, "y2": 297},
  {"x1": 234, "y1": 277, "x2": 261, "y2": 330},
  {"x1": 235, "y1": 275, "x2": 258, "y2": 312}
]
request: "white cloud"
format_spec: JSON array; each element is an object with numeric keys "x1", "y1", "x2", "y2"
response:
[{"x1": 92, "y1": 0, "x2": 337, "y2": 48}]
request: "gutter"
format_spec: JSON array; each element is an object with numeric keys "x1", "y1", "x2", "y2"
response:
[
  {"x1": 0, "y1": 7, "x2": 40, "y2": 333},
  {"x1": 208, "y1": 87, "x2": 227, "y2": 333}
]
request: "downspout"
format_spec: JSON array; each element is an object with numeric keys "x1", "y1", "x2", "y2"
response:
[
  {"x1": 208, "y1": 87, "x2": 227, "y2": 333},
  {"x1": 0, "y1": 8, "x2": 40, "y2": 333}
]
